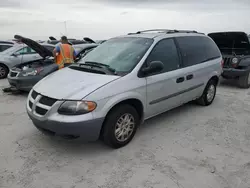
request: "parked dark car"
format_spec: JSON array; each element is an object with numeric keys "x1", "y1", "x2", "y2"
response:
[
  {"x1": 208, "y1": 32, "x2": 250, "y2": 88},
  {"x1": 7, "y1": 35, "x2": 98, "y2": 91}
]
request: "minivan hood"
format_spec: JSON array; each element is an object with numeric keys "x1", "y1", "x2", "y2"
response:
[
  {"x1": 33, "y1": 67, "x2": 120, "y2": 100},
  {"x1": 14, "y1": 35, "x2": 53, "y2": 58},
  {"x1": 208, "y1": 32, "x2": 250, "y2": 55}
]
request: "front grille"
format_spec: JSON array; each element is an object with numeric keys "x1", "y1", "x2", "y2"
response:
[
  {"x1": 223, "y1": 57, "x2": 232, "y2": 68},
  {"x1": 10, "y1": 71, "x2": 18, "y2": 77},
  {"x1": 29, "y1": 89, "x2": 58, "y2": 117},
  {"x1": 31, "y1": 90, "x2": 38, "y2": 99},
  {"x1": 35, "y1": 106, "x2": 48, "y2": 116},
  {"x1": 29, "y1": 101, "x2": 33, "y2": 109},
  {"x1": 39, "y1": 96, "x2": 57, "y2": 106}
]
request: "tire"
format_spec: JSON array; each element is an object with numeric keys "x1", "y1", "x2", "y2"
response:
[
  {"x1": 238, "y1": 72, "x2": 250, "y2": 88},
  {"x1": 102, "y1": 104, "x2": 139, "y2": 149},
  {"x1": 196, "y1": 80, "x2": 217, "y2": 106},
  {"x1": 0, "y1": 64, "x2": 9, "y2": 79}
]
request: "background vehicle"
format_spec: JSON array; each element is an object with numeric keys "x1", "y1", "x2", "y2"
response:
[
  {"x1": 0, "y1": 41, "x2": 14, "y2": 52},
  {"x1": 208, "y1": 31, "x2": 250, "y2": 88},
  {"x1": 0, "y1": 42, "x2": 55, "y2": 79},
  {"x1": 7, "y1": 35, "x2": 98, "y2": 91},
  {"x1": 26, "y1": 29, "x2": 222, "y2": 149},
  {"x1": 47, "y1": 36, "x2": 96, "y2": 45}
]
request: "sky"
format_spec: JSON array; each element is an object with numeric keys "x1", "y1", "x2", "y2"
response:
[{"x1": 0, "y1": 0, "x2": 250, "y2": 40}]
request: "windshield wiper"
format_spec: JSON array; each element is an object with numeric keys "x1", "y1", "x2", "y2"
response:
[{"x1": 84, "y1": 61, "x2": 117, "y2": 74}]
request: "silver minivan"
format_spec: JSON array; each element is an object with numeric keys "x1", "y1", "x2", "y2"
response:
[{"x1": 26, "y1": 30, "x2": 223, "y2": 148}]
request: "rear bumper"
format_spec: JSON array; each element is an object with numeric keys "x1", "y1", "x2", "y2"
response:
[
  {"x1": 222, "y1": 68, "x2": 249, "y2": 78},
  {"x1": 7, "y1": 75, "x2": 42, "y2": 91}
]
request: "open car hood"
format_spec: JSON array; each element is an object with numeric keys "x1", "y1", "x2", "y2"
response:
[
  {"x1": 14, "y1": 35, "x2": 53, "y2": 58},
  {"x1": 208, "y1": 32, "x2": 250, "y2": 55}
]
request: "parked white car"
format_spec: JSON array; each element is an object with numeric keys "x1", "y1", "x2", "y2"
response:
[{"x1": 26, "y1": 29, "x2": 223, "y2": 148}]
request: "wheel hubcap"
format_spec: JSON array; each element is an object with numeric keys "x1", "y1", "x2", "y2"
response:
[
  {"x1": 115, "y1": 113, "x2": 135, "y2": 142},
  {"x1": 207, "y1": 85, "x2": 215, "y2": 102},
  {"x1": 0, "y1": 67, "x2": 6, "y2": 77}
]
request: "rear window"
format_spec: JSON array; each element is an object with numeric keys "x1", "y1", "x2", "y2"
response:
[
  {"x1": 208, "y1": 32, "x2": 250, "y2": 50},
  {"x1": 0, "y1": 45, "x2": 12, "y2": 52},
  {"x1": 176, "y1": 36, "x2": 221, "y2": 67}
]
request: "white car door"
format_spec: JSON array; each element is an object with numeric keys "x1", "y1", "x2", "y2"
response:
[{"x1": 143, "y1": 38, "x2": 185, "y2": 118}]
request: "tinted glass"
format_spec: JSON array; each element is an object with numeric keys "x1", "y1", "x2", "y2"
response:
[
  {"x1": 0, "y1": 45, "x2": 12, "y2": 52},
  {"x1": 79, "y1": 37, "x2": 153, "y2": 73},
  {"x1": 43, "y1": 45, "x2": 55, "y2": 52},
  {"x1": 176, "y1": 36, "x2": 221, "y2": 67},
  {"x1": 146, "y1": 38, "x2": 180, "y2": 73}
]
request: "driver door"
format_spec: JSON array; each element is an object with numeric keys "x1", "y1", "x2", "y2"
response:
[{"x1": 144, "y1": 38, "x2": 185, "y2": 118}]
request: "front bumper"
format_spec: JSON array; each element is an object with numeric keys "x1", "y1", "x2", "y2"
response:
[
  {"x1": 222, "y1": 68, "x2": 249, "y2": 78},
  {"x1": 26, "y1": 90, "x2": 105, "y2": 141},
  {"x1": 8, "y1": 75, "x2": 42, "y2": 91}
]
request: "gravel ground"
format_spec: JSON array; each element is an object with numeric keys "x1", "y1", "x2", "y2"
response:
[{"x1": 1, "y1": 78, "x2": 250, "y2": 188}]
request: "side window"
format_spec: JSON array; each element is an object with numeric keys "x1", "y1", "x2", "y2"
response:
[
  {"x1": 146, "y1": 38, "x2": 180, "y2": 73},
  {"x1": 176, "y1": 36, "x2": 221, "y2": 67},
  {"x1": 15, "y1": 47, "x2": 36, "y2": 55}
]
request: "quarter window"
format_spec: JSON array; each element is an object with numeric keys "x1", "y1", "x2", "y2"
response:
[
  {"x1": 145, "y1": 38, "x2": 180, "y2": 73},
  {"x1": 176, "y1": 36, "x2": 221, "y2": 67}
]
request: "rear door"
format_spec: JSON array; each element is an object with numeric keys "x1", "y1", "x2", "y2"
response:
[
  {"x1": 144, "y1": 38, "x2": 184, "y2": 118},
  {"x1": 175, "y1": 36, "x2": 221, "y2": 103}
]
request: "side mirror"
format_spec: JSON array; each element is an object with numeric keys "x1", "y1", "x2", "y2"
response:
[
  {"x1": 141, "y1": 61, "x2": 164, "y2": 76},
  {"x1": 12, "y1": 53, "x2": 18, "y2": 57}
]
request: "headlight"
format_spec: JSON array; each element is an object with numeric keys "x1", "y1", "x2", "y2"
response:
[
  {"x1": 58, "y1": 101, "x2": 97, "y2": 115},
  {"x1": 22, "y1": 70, "x2": 38, "y2": 76},
  {"x1": 232, "y1": 57, "x2": 238, "y2": 64},
  {"x1": 22, "y1": 67, "x2": 43, "y2": 77}
]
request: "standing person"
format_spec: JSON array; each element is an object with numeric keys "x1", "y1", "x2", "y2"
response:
[{"x1": 53, "y1": 36, "x2": 77, "y2": 69}]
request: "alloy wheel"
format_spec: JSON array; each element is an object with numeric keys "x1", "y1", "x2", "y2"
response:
[
  {"x1": 115, "y1": 113, "x2": 135, "y2": 142},
  {"x1": 207, "y1": 84, "x2": 215, "y2": 103}
]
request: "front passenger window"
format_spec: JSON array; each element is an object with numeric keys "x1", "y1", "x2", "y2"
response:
[{"x1": 146, "y1": 38, "x2": 180, "y2": 73}]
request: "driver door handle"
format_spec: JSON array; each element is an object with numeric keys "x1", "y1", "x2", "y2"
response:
[
  {"x1": 176, "y1": 77, "x2": 184, "y2": 83},
  {"x1": 186, "y1": 74, "x2": 193, "y2": 80}
]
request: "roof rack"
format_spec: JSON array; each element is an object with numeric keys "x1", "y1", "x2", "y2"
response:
[{"x1": 128, "y1": 29, "x2": 203, "y2": 35}]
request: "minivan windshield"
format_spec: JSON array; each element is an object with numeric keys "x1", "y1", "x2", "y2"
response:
[{"x1": 78, "y1": 37, "x2": 153, "y2": 73}]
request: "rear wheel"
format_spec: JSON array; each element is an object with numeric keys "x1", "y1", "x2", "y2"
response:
[
  {"x1": 0, "y1": 64, "x2": 9, "y2": 79},
  {"x1": 102, "y1": 104, "x2": 139, "y2": 149},
  {"x1": 196, "y1": 80, "x2": 217, "y2": 106},
  {"x1": 238, "y1": 72, "x2": 250, "y2": 88}
]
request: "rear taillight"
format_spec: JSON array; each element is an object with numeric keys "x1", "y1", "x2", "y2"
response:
[{"x1": 221, "y1": 59, "x2": 224, "y2": 67}]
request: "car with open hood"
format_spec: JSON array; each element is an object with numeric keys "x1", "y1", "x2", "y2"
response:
[
  {"x1": 0, "y1": 37, "x2": 57, "y2": 79},
  {"x1": 208, "y1": 31, "x2": 250, "y2": 88},
  {"x1": 26, "y1": 29, "x2": 222, "y2": 148},
  {"x1": 7, "y1": 35, "x2": 98, "y2": 91}
]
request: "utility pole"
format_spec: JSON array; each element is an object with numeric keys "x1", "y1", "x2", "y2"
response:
[{"x1": 64, "y1": 21, "x2": 67, "y2": 36}]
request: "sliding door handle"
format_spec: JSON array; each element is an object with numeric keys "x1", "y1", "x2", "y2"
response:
[
  {"x1": 176, "y1": 77, "x2": 184, "y2": 83},
  {"x1": 186, "y1": 74, "x2": 193, "y2": 80}
]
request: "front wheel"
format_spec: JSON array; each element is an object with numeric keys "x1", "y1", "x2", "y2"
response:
[
  {"x1": 238, "y1": 72, "x2": 250, "y2": 88},
  {"x1": 102, "y1": 104, "x2": 139, "y2": 149},
  {"x1": 196, "y1": 80, "x2": 217, "y2": 106},
  {"x1": 0, "y1": 64, "x2": 9, "y2": 79}
]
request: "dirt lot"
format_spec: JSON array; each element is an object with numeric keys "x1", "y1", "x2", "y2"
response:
[{"x1": 0, "y1": 78, "x2": 250, "y2": 188}]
